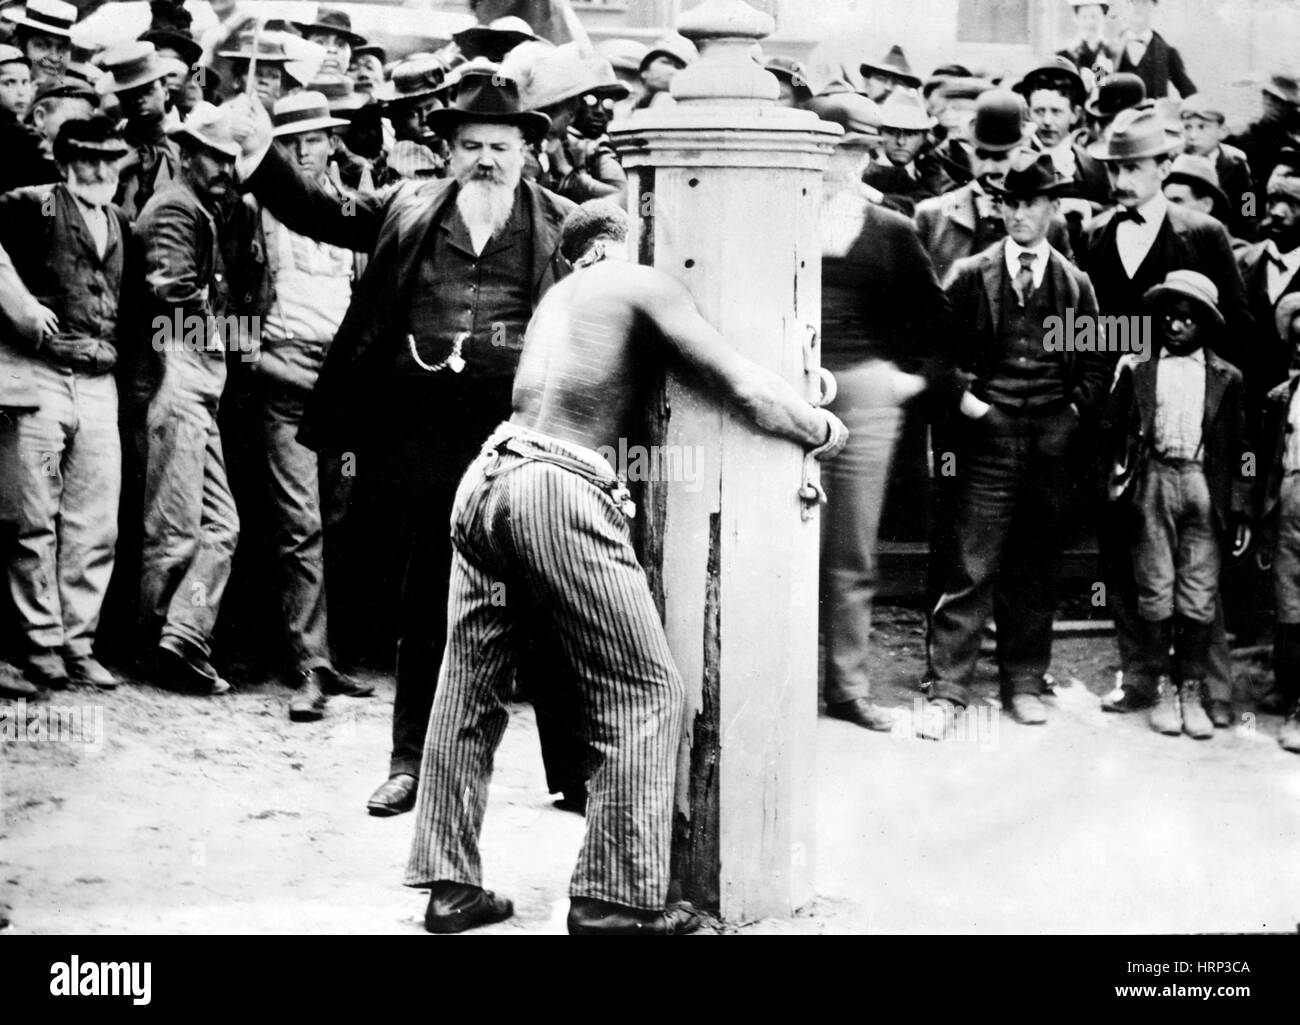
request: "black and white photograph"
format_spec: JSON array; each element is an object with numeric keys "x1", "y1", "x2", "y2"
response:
[{"x1": 0, "y1": 0, "x2": 1297, "y2": 999}]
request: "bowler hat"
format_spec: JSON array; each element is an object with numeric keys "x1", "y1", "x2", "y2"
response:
[
  {"x1": 97, "y1": 41, "x2": 185, "y2": 95},
  {"x1": 166, "y1": 100, "x2": 241, "y2": 158},
  {"x1": 1086, "y1": 106, "x2": 1180, "y2": 161},
  {"x1": 455, "y1": 17, "x2": 541, "y2": 62},
  {"x1": 425, "y1": 70, "x2": 550, "y2": 143},
  {"x1": 859, "y1": 44, "x2": 921, "y2": 91},
  {"x1": 1014, "y1": 55, "x2": 1086, "y2": 109},
  {"x1": 640, "y1": 33, "x2": 698, "y2": 74},
  {"x1": 293, "y1": 8, "x2": 367, "y2": 48},
  {"x1": 985, "y1": 149, "x2": 1072, "y2": 199},
  {"x1": 139, "y1": 29, "x2": 202, "y2": 70},
  {"x1": 2, "y1": 0, "x2": 76, "y2": 39},
  {"x1": 970, "y1": 89, "x2": 1029, "y2": 152},
  {"x1": 52, "y1": 114, "x2": 129, "y2": 163},
  {"x1": 876, "y1": 88, "x2": 933, "y2": 131},
  {"x1": 1085, "y1": 72, "x2": 1146, "y2": 118},
  {"x1": 1165, "y1": 153, "x2": 1230, "y2": 220},
  {"x1": 1143, "y1": 270, "x2": 1225, "y2": 327},
  {"x1": 272, "y1": 90, "x2": 349, "y2": 137}
]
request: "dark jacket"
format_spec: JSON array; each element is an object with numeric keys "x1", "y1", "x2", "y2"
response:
[
  {"x1": 943, "y1": 240, "x2": 1110, "y2": 416},
  {"x1": 820, "y1": 193, "x2": 954, "y2": 390},
  {"x1": 1114, "y1": 30, "x2": 1196, "y2": 100},
  {"x1": 914, "y1": 182, "x2": 1074, "y2": 286},
  {"x1": 1215, "y1": 142, "x2": 1257, "y2": 241},
  {"x1": 1258, "y1": 372, "x2": 1300, "y2": 524},
  {"x1": 1104, "y1": 348, "x2": 1250, "y2": 534},
  {"x1": 1236, "y1": 239, "x2": 1300, "y2": 416},
  {"x1": 528, "y1": 130, "x2": 627, "y2": 204},
  {"x1": 242, "y1": 144, "x2": 575, "y2": 453},
  {"x1": 863, "y1": 153, "x2": 955, "y2": 219},
  {"x1": 1080, "y1": 201, "x2": 1254, "y2": 371},
  {"x1": 0, "y1": 112, "x2": 59, "y2": 196}
]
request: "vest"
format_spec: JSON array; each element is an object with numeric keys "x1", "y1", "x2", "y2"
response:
[
  {"x1": 985, "y1": 260, "x2": 1067, "y2": 409},
  {"x1": 1089, "y1": 214, "x2": 1178, "y2": 320},
  {"x1": 397, "y1": 188, "x2": 534, "y2": 382}
]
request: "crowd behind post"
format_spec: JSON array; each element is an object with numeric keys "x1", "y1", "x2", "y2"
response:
[{"x1": 1, "y1": 0, "x2": 1300, "y2": 765}]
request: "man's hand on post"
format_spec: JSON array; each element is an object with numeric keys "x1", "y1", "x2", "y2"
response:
[{"x1": 811, "y1": 408, "x2": 849, "y2": 460}]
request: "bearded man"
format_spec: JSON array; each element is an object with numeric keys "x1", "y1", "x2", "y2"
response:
[{"x1": 229, "y1": 69, "x2": 578, "y2": 816}]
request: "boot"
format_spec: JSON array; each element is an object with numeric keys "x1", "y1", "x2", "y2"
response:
[
  {"x1": 1149, "y1": 675, "x2": 1182, "y2": 736},
  {"x1": 1179, "y1": 680, "x2": 1214, "y2": 739},
  {"x1": 1279, "y1": 702, "x2": 1300, "y2": 754}
]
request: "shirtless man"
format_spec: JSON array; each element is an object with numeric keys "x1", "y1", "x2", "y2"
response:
[{"x1": 404, "y1": 200, "x2": 848, "y2": 936}]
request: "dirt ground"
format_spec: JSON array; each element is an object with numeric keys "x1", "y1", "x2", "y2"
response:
[{"x1": 3, "y1": 606, "x2": 1299, "y2": 936}]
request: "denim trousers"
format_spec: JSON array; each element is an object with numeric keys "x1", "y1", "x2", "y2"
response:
[
  {"x1": 0, "y1": 358, "x2": 120, "y2": 657},
  {"x1": 819, "y1": 360, "x2": 905, "y2": 705}
]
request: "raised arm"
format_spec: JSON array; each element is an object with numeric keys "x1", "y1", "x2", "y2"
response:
[{"x1": 638, "y1": 269, "x2": 845, "y2": 454}]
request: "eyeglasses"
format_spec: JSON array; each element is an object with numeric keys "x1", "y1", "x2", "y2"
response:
[{"x1": 582, "y1": 95, "x2": 616, "y2": 112}]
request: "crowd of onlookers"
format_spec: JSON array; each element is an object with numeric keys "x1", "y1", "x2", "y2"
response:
[{"x1": 0, "y1": 0, "x2": 1299, "y2": 767}]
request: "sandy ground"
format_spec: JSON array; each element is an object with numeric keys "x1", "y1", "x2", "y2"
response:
[{"x1": 3, "y1": 608, "x2": 1300, "y2": 936}]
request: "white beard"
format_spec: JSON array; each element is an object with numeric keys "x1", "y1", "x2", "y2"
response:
[
  {"x1": 68, "y1": 180, "x2": 117, "y2": 208},
  {"x1": 456, "y1": 179, "x2": 516, "y2": 251}
]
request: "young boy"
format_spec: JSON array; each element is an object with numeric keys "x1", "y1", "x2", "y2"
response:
[
  {"x1": 1257, "y1": 292, "x2": 1300, "y2": 753},
  {"x1": 1180, "y1": 95, "x2": 1257, "y2": 240},
  {"x1": 1104, "y1": 270, "x2": 1252, "y2": 738}
]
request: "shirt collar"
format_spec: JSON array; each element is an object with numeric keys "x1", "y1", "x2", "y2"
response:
[
  {"x1": 1266, "y1": 239, "x2": 1300, "y2": 267},
  {"x1": 1131, "y1": 30, "x2": 1153, "y2": 45},
  {"x1": 1005, "y1": 236, "x2": 1051, "y2": 274},
  {"x1": 1125, "y1": 191, "x2": 1168, "y2": 226},
  {"x1": 1161, "y1": 345, "x2": 1206, "y2": 363}
]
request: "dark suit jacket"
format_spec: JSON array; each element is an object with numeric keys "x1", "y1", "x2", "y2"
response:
[
  {"x1": 1103, "y1": 348, "x2": 1250, "y2": 533},
  {"x1": 943, "y1": 240, "x2": 1111, "y2": 416},
  {"x1": 863, "y1": 155, "x2": 954, "y2": 219},
  {"x1": 1114, "y1": 30, "x2": 1196, "y2": 99},
  {"x1": 243, "y1": 145, "x2": 575, "y2": 453},
  {"x1": 1237, "y1": 240, "x2": 1300, "y2": 408},
  {"x1": 1215, "y1": 143, "x2": 1257, "y2": 241},
  {"x1": 1080, "y1": 202, "x2": 1254, "y2": 371},
  {"x1": 914, "y1": 182, "x2": 1073, "y2": 286},
  {"x1": 1258, "y1": 372, "x2": 1300, "y2": 523}
]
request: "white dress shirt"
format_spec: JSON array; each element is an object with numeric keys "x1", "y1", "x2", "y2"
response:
[
  {"x1": 1285, "y1": 385, "x2": 1300, "y2": 473},
  {"x1": 1154, "y1": 346, "x2": 1206, "y2": 461},
  {"x1": 1116, "y1": 192, "x2": 1168, "y2": 278},
  {"x1": 72, "y1": 195, "x2": 109, "y2": 260},
  {"x1": 1004, "y1": 236, "x2": 1051, "y2": 289},
  {"x1": 1265, "y1": 240, "x2": 1300, "y2": 304},
  {"x1": 1046, "y1": 138, "x2": 1077, "y2": 181},
  {"x1": 1125, "y1": 30, "x2": 1153, "y2": 68}
]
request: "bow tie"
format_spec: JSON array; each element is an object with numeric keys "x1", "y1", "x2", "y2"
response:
[
  {"x1": 1116, "y1": 207, "x2": 1146, "y2": 225},
  {"x1": 1266, "y1": 247, "x2": 1291, "y2": 270}
]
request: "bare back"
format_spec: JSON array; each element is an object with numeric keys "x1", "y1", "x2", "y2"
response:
[{"x1": 511, "y1": 260, "x2": 657, "y2": 453}]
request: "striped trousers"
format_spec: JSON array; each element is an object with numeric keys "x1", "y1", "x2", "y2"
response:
[{"x1": 404, "y1": 423, "x2": 685, "y2": 910}]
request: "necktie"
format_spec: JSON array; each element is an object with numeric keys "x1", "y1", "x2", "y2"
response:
[
  {"x1": 1014, "y1": 251, "x2": 1036, "y2": 307},
  {"x1": 1117, "y1": 207, "x2": 1146, "y2": 225}
]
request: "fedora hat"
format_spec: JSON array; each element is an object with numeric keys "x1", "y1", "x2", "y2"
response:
[
  {"x1": 639, "y1": 33, "x2": 698, "y2": 74},
  {"x1": 876, "y1": 88, "x2": 934, "y2": 131},
  {"x1": 32, "y1": 74, "x2": 98, "y2": 105},
  {"x1": 584, "y1": 55, "x2": 631, "y2": 101},
  {"x1": 376, "y1": 53, "x2": 447, "y2": 104},
  {"x1": 166, "y1": 100, "x2": 241, "y2": 158},
  {"x1": 970, "y1": 89, "x2": 1029, "y2": 152},
  {"x1": 218, "y1": 30, "x2": 294, "y2": 64},
  {"x1": 1085, "y1": 72, "x2": 1146, "y2": 119},
  {"x1": 986, "y1": 149, "x2": 1072, "y2": 199},
  {"x1": 808, "y1": 92, "x2": 880, "y2": 137},
  {"x1": 1143, "y1": 269, "x2": 1224, "y2": 327},
  {"x1": 1014, "y1": 55, "x2": 1086, "y2": 109},
  {"x1": 425, "y1": 69, "x2": 550, "y2": 143},
  {"x1": 1274, "y1": 292, "x2": 1300, "y2": 341},
  {"x1": 308, "y1": 73, "x2": 367, "y2": 114},
  {"x1": 454, "y1": 17, "x2": 540, "y2": 62},
  {"x1": 293, "y1": 7, "x2": 367, "y2": 48},
  {"x1": 271, "y1": 90, "x2": 349, "y2": 137},
  {"x1": 52, "y1": 114, "x2": 128, "y2": 163},
  {"x1": 97, "y1": 41, "x2": 185, "y2": 95},
  {"x1": 860, "y1": 44, "x2": 921, "y2": 90},
  {"x1": 2, "y1": 0, "x2": 76, "y2": 39},
  {"x1": 1087, "y1": 106, "x2": 1180, "y2": 161},
  {"x1": 139, "y1": 29, "x2": 202, "y2": 70},
  {"x1": 597, "y1": 38, "x2": 649, "y2": 75},
  {"x1": 0, "y1": 43, "x2": 27, "y2": 66},
  {"x1": 1165, "y1": 153, "x2": 1230, "y2": 219},
  {"x1": 517, "y1": 43, "x2": 618, "y2": 111}
]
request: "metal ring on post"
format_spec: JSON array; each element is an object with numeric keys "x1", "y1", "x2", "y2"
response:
[{"x1": 814, "y1": 366, "x2": 837, "y2": 408}]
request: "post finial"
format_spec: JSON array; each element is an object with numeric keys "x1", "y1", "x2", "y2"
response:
[{"x1": 671, "y1": 0, "x2": 780, "y2": 106}]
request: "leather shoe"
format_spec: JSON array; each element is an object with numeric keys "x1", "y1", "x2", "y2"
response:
[
  {"x1": 825, "y1": 697, "x2": 895, "y2": 732},
  {"x1": 1149, "y1": 675, "x2": 1182, "y2": 736},
  {"x1": 367, "y1": 773, "x2": 417, "y2": 816},
  {"x1": 1206, "y1": 698, "x2": 1233, "y2": 729},
  {"x1": 315, "y1": 665, "x2": 374, "y2": 697},
  {"x1": 1006, "y1": 692, "x2": 1047, "y2": 725},
  {"x1": 66, "y1": 655, "x2": 118, "y2": 690},
  {"x1": 1180, "y1": 681, "x2": 1214, "y2": 740},
  {"x1": 0, "y1": 664, "x2": 40, "y2": 699},
  {"x1": 553, "y1": 782, "x2": 587, "y2": 815},
  {"x1": 1279, "y1": 702, "x2": 1300, "y2": 754},
  {"x1": 25, "y1": 651, "x2": 68, "y2": 690},
  {"x1": 567, "y1": 897, "x2": 702, "y2": 936},
  {"x1": 289, "y1": 672, "x2": 328, "y2": 723},
  {"x1": 1101, "y1": 685, "x2": 1155, "y2": 713},
  {"x1": 156, "y1": 637, "x2": 230, "y2": 695},
  {"x1": 424, "y1": 882, "x2": 514, "y2": 934}
]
